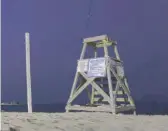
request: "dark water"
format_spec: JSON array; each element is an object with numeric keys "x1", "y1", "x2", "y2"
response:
[
  {"x1": 1, "y1": 103, "x2": 66, "y2": 113},
  {"x1": 1, "y1": 101, "x2": 168, "y2": 115}
]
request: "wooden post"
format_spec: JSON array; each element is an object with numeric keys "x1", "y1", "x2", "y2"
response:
[{"x1": 25, "y1": 32, "x2": 33, "y2": 113}]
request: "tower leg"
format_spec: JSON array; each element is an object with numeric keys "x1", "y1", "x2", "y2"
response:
[
  {"x1": 103, "y1": 41, "x2": 116, "y2": 114},
  {"x1": 66, "y1": 42, "x2": 87, "y2": 112},
  {"x1": 107, "y1": 66, "x2": 116, "y2": 114},
  {"x1": 90, "y1": 46, "x2": 98, "y2": 105},
  {"x1": 123, "y1": 77, "x2": 136, "y2": 108},
  {"x1": 113, "y1": 44, "x2": 121, "y2": 60},
  {"x1": 66, "y1": 72, "x2": 79, "y2": 112},
  {"x1": 90, "y1": 86, "x2": 95, "y2": 105}
]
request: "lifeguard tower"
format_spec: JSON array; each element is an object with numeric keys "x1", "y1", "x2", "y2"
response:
[{"x1": 65, "y1": 35, "x2": 136, "y2": 114}]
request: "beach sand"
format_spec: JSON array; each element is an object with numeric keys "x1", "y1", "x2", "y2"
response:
[{"x1": 1, "y1": 112, "x2": 168, "y2": 131}]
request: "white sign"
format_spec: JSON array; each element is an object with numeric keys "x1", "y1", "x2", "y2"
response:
[
  {"x1": 87, "y1": 58, "x2": 106, "y2": 77},
  {"x1": 77, "y1": 59, "x2": 88, "y2": 72}
]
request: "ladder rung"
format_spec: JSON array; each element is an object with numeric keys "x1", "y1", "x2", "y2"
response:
[
  {"x1": 99, "y1": 84, "x2": 108, "y2": 87},
  {"x1": 94, "y1": 97, "x2": 127, "y2": 102},
  {"x1": 94, "y1": 91, "x2": 108, "y2": 95},
  {"x1": 94, "y1": 91, "x2": 123, "y2": 95},
  {"x1": 93, "y1": 97, "x2": 101, "y2": 102},
  {"x1": 94, "y1": 97, "x2": 107, "y2": 102},
  {"x1": 114, "y1": 91, "x2": 123, "y2": 95},
  {"x1": 116, "y1": 98, "x2": 126, "y2": 102},
  {"x1": 94, "y1": 91, "x2": 100, "y2": 95}
]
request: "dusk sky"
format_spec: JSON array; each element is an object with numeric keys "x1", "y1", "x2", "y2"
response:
[{"x1": 2, "y1": 0, "x2": 168, "y2": 104}]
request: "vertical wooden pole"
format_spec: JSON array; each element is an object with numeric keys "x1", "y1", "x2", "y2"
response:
[
  {"x1": 90, "y1": 47, "x2": 97, "y2": 104},
  {"x1": 113, "y1": 43, "x2": 121, "y2": 60},
  {"x1": 25, "y1": 32, "x2": 33, "y2": 113},
  {"x1": 103, "y1": 41, "x2": 116, "y2": 114}
]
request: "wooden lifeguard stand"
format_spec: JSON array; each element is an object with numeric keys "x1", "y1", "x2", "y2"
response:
[{"x1": 66, "y1": 35, "x2": 136, "y2": 114}]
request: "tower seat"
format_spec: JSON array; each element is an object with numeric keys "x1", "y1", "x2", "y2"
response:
[{"x1": 83, "y1": 35, "x2": 108, "y2": 43}]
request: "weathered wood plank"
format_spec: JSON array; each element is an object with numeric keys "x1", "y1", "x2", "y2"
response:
[
  {"x1": 65, "y1": 105, "x2": 112, "y2": 113},
  {"x1": 66, "y1": 105, "x2": 136, "y2": 113},
  {"x1": 116, "y1": 98, "x2": 126, "y2": 102},
  {"x1": 116, "y1": 105, "x2": 136, "y2": 113},
  {"x1": 83, "y1": 35, "x2": 108, "y2": 43}
]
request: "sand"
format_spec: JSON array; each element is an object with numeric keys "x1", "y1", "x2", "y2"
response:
[{"x1": 1, "y1": 112, "x2": 168, "y2": 131}]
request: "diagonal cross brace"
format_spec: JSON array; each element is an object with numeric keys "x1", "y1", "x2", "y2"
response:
[
  {"x1": 67, "y1": 74, "x2": 95, "y2": 104},
  {"x1": 80, "y1": 73, "x2": 114, "y2": 107}
]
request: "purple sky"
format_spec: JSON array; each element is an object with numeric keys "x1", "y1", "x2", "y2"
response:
[{"x1": 2, "y1": 0, "x2": 168, "y2": 104}]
